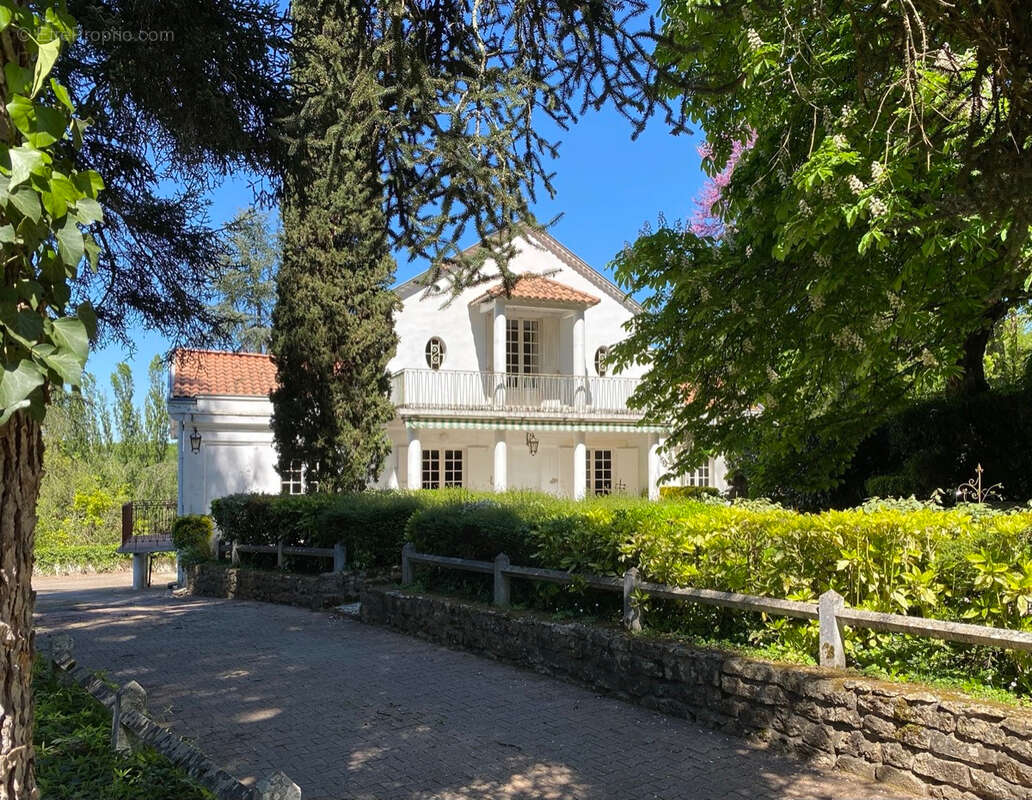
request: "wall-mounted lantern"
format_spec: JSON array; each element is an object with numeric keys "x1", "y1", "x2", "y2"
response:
[
  {"x1": 526, "y1": 431, "x2": 539, "y2": 457},
  {"x1": 189, "y1": 426, "x2": 202, "y2": 454}
]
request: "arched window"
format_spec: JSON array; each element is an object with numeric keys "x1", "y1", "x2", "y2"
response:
[
  {"x1": 594, "y1": 346, "x2": 609, "y2": 376},
  {"x1": 425, "y1": 337, "x2": 446, "y2": 370}
]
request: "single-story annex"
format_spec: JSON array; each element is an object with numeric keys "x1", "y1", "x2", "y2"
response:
[{"x1": 168, "y1": 230, "x2": 728, "y2": 515}]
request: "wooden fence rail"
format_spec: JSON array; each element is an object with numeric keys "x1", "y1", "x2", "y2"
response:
[
  {"x1": 400, "y1": 542, "x2": 1032, "y2": 669},
  {"x1": 215, "y1": 537, "x2": 347, "y2": 573}
]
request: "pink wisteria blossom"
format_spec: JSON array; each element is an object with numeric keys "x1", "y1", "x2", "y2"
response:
[{"x1": 689, "y1": 134, "x2": 755, "y2": 237}]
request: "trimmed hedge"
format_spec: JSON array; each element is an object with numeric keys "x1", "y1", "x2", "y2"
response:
[
  {"x1": 35, "y1": 546, "x2": 129, "y2": 574},
  {"x1": 171, "y1": 515, "x2": 213, "y2": 566},
  {"x1": 658, "y1": 485, "x2": 720, "y2": 499},
  {"x1": 204, "y1": 488, "x2": 1032, "y2": 695}
]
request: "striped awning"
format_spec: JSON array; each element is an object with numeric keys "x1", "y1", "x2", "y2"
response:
[{"x1": 403, "y1": 417, "x2": 668, "y2": 434}]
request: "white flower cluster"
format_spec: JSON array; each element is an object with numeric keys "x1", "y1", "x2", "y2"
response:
[
  {"x1": 745, "y1": 244, "x2": 753, "y2": 257},
  {"x1": 809, "y1": 291, "x2": 824, "y2": 311},
  {"x1": 747, "y1": 28, "x2": 764, "y2": 50},
  {"x1": 798, "y1": 198, "x2": 811, "y2": 216},
  {"x1": 742, "y1": 338, "x2": 754, "y2": 354},
  {"x1": 832, "y1": 134, "x2": 848, "y2": 150},
  {"x1": 886, "y1": 291, "x2": 902, "y2": 311},
  {"x1": 777, "y1": 169, "x2": 789, "y2": 187},
  {"x1": 700, "y1": 285, "x2": 711, "y2": 302},
  {"x1": 731, "y1": 299, "x2": 743, "y2": 314},
  {"x1": 847, "y1": 174, "x2": 866, "y2": 195},
  {"x1": 766, "y1": 366, "x2": 779, "y2": 382},
  {"x1": 820, "y1": 183, "x2": 836, "y2": 199},
  {"x1": 869, "y1": 196, "x2": 888, "y2": 217},
  {"x1": 814, "y1": 252, "x2": 831, "y2": 269},
  {"x1": 920, "y1": 349, "x2": 938, "y2": 367},
  {"x1": 870, "y1": 161, "x2": 885, "y2": 182},
  {"x1": 832, "y1": 327, "x2": 865, "y2": 351}
]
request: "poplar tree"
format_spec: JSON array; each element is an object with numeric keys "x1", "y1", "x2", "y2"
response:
[{"x1": 271, "y1": 1, "x2": 398, "y2": 492}]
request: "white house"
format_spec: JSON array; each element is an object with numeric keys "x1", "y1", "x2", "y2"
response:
[{"x1": 168, "y1": 230, "x2": 728, "y2": 515}]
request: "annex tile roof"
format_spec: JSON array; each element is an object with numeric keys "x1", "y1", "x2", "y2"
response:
[
  {"x1": 476, "y1": 273, "x2": 601, "y2": 307},
  {"x1": 170, "y1": 348, "x2": 277, "y2": 398}
]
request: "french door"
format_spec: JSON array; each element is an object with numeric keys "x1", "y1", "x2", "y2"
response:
[{"x1": 506, "y1": 319, "x2": 540, "y2": 403}]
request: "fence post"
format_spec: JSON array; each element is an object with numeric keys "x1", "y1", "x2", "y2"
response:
[
  {"x1": 231, "y1": 541, "x2": 240, "y2": 566},
  {"x1": 401, "y1": 542, "x2": 414, "y2": 585},
  {"x1": 623, "y1": 567, "x2": 642, "y2": 632},
  {"x1": 111, "y1": 680, "x2": 147, "y2": 754},
  {"x1": 819, "y1": 589, "x2": 846, "y2": 668},
  {"x1": 212, "y1": 532, "x2": 221, "y2": 562},
  {"x1": 121, "y1": 502, "x2": 133, "y2": 547},
  {"x1": 333, "y1": 542, "x2": 347, "y2": 573},
  {"x1": 277, "y1": 539, "x2": 285, "y2": 569},
  {"x1": 493, "y1": 553, "x2": 511, "y2": 607},
  {"x1": 254, "y1": 770, "x2": 301, "y2": 800}
]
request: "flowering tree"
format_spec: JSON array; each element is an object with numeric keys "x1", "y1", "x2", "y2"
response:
[
  {"x1": 689, "y1": 136, "x2": 752, "y2": 237},
  {"x1": 612, "y1": 0, "x2": 1032, "y2": 491}
]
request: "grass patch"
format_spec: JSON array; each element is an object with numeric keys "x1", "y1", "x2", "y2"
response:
[{"x1": 34, "y1": 662, "x2": 213, "y2": 800}]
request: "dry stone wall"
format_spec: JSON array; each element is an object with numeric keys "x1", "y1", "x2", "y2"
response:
[
  {"x1": 361, "y1": 586, "x2": 1032, "y2": 800},
  {"x1": 188, "y1": 563, "x2": 379, "y2": 609}
]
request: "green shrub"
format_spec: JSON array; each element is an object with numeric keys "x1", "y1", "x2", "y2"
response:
[
  {"x1": 659, "y1": 485, "x2": 720, "y2": 500},
  {"x1": 34, "y1": 545, "x2": 130, "y2": 574},
  {"x1": 406, "y1": 499, "x2": 537, "y2": 563},
  {"x1": 316, "y1": 491, "x2": 431, "y2": 568},
  {"x1": 210, "y1": 493, "x2": 336, "y2": 547},
  {"x1": 171, "y1": 515, "x2": 213, "y2": 566}
]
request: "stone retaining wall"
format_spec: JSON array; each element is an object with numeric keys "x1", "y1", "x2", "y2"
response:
[
  {"x1": 188, "y1": 562, "x2": 385, "y2": 609},
  {"x1": 361, "y1": 586, "x2": 1032, "y2": 800}
]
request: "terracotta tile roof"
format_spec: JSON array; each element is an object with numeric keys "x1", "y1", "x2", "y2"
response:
[
  {"x1": 170, "y1": 348, "x2": 277, "y2": 398},
  {"x1": 478, "y1": 273, "x2": 601, "y2": 306}
]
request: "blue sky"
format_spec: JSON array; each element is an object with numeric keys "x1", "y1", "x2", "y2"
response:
[{"x1": 87, "y1": 106, "x2": 707, "y2": 401}]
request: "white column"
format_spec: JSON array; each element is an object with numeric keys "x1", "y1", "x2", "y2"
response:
[
  {"x1": 406, "y1": 427, "x2": 421, "y2": 490},
  {"x1": 492, "y1": 299, "x2": 507, "y2": 406},
  {"x1": 572, "y1": 309, "x2": 586, "y2": 376},
  {"x1": 573, "y1": 309, "x2": 587, "y2": 408},
  {"x1": 573, "y1": 431, "x2": 586, "y2": 500},
  {"x1": 493, "y1": 430, "x2": 507, "y2": 492},
  {"x1": 647, "y1": 434, "x2": 663, "y2": 501}
]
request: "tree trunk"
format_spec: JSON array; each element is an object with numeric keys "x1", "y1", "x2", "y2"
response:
[
  {"x1": 949, "y1": 302, "x2": 1008, "y2": 397},
  {"x1": 0, "y1": 411, "x2": 43, "y2": 800}
]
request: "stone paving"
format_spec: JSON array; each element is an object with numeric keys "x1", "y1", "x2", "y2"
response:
[{"x1": 33, "y1": 575, "x2": 916, "y2": 800}]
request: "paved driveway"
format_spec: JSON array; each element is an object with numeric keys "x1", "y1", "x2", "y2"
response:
[{"x1": 34, "y1": 575, "x2": 914, "y2": 800}]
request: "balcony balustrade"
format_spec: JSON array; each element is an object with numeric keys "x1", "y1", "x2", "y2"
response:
[{"x1": 391, "y1": 369, "x2": 642, "y2": 417}]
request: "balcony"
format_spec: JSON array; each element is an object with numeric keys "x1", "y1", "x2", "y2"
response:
[{"x1": 391, "y1": 369, "x2": 642, "y2": 418}]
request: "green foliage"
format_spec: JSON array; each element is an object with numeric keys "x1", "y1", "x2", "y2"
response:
[
  {"x1": 659, "y1": 485, "x2": 719, "y2": 500},
  {"x1": 271, "y1": 1, "x2": 399, "y2": 493},
  {"x1": 171, "y1": 515, "x2": 213, "y2": 567},
  {"x1": 60, "y1": 0, "x2": 286, "y2": 349},
  {"x1": 34, "y1": 545, "x2": 128, "y2": 575},
  {"x1": 316, "y1": 492, "x2": 430, "y2": 569},
  {"x1": 0, "y1": 2, "x2": 103, "y2": 426},
  {"x1": 36, "y1": 360, "x2": 176, "y2": 568},
  {"x1": 34, "y1": 661, "x2": 213, "y2": 799},
  {"x1": 209, "y1": 207, "x2": 278, "y2": 353},
  {"x1": 611, "y1": 0, "x2": 1032, "y2": 491}
]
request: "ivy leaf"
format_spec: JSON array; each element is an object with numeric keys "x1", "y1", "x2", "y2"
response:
[
  {"x1": 49, "y1": 77, "x2": 73, "y2": 112},
  {"x1": 74, "y1": 196, "x2": 103, "y2": 224},
  {"x1": 35, "y1": 347, "x2": 82, "y2": 384},
  {"x1": 56, "y1": 216, "x2": 84, "y2": 267},
  {"x1": 75, "y1": 301, "x2": 97, "y2": 339},
  {"x1": 8, "y1": 145, "x2": 43, "y2": 188},
  {"x1": 50, "y1": 317, "x2": 89, "y2": 363},
  {"x1": 31, "y1": 37, "x2": 61, "y2": 98},
  {"x1": 0, "y1": 7, "x2": 12, "y2": 32},
  {"x1": 0, "y1": 360, "x2": 45, "y2": 424},
  {"x1": 0, "y1": 307, "x2": 43, "y2": 345},
  {"x1": 8, "y1": 185, "x2": 41, "y2": 223}
]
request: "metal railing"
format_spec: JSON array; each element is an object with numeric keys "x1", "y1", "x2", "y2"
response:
[
  {"x1": 390, "y1": 369, "x2": 642, "y2": 417},
  {"x1": 400, "y1": 543, "x2": 1032, "y2": 669},
  {"x1": 120, "y1": 500, "x2": 177, "y2": 549}
]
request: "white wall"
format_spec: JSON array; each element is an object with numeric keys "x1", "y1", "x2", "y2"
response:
[
  {"x1": 170, "y1": 396, "x2": 280, "y2": 516},
  {"x1": 389, "y1": 232, "x2": 644, "y2": 378}
]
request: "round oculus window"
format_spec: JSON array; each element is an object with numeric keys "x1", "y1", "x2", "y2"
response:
[{"x1": 425, "y1": 337, "x2": 446, "y2": 370}]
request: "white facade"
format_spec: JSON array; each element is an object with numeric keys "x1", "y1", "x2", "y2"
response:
[{"x1": 169, "y1": 230, "x2": 727, "y2": 514}]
